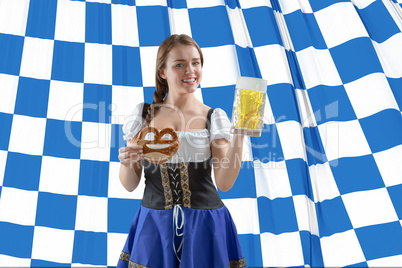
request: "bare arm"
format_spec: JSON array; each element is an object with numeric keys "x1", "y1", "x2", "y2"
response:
[
  {"x1": 118, "y1": 144, "x2": 143, "y2": 192},
  {"x1": 211, "y1": 135, "x2": 245, "y2": 192}
]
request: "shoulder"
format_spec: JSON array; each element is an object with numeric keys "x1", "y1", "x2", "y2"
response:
[
  {"x1": 128, "y1": 102, "x2": 153, "y2": 117},
  {"x1": 209, "y1": 108, "x2": 232, "y2": 142},
  {"x1": 122, "y1": 102, "x2": 147, "y2": 140},
  {"x1": 197, "y1": 102, "x2": 211, "y2": 115},
  {"x1": 211, "y1": 108, "x2": 230, "y2": 120},
  {"x1": 130, "y1": 102, "x2": 145, "y2": 115},
  {"x1": 184, "y1": 101, "x2": 211, "y2": 118}
]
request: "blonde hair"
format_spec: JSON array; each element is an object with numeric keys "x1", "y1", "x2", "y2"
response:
[{"x1": 144, "y1": 34, "x2": 204, "y2": 127}]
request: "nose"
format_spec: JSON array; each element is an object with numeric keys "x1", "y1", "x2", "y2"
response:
[{"x1": 185, "y1": 64, "x2": 194, "y2": 74}]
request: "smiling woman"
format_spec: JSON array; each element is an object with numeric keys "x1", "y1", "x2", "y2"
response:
[
  {"x1": 116, "y1": 34, "x2": 247, "y2": 268},
  {"x1": 143, "y1": 34, "x2": 205, "y2": 131},
  {"x1": 160, "y1": 44, "x2": 202, "y2": 96}
]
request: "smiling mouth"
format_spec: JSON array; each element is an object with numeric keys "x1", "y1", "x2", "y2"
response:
[{"x1": 182, "y1": 78, "x2": 196, "y2": 83}]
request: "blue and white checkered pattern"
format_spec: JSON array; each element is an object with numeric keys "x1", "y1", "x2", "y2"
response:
[{"x1": 1, "y1": 0, "x2": 402, "y2": 267}]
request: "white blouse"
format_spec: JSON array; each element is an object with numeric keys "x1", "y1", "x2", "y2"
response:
[{"x1": 122, "y1": 103, "x2": 233, "y2": 163}]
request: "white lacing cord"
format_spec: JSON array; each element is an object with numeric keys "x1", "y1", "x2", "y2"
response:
[{"x1": 173, "y1": 204, "x2": 184, "y2": 262}]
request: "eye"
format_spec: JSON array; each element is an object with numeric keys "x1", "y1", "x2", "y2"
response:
[
  {"x1": 193, "y1": 62, "x2": 200, "y2": 66},
  {"x1": 175, "y1": 63, "x2": 183, "y2": 68}
]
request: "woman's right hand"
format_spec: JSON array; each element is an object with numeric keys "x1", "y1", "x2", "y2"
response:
[{"x1": 118, "y1": 144, "x2": 143, "y2": 167}]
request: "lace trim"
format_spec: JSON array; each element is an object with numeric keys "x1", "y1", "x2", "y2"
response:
[
  {"x1": 129, "y1": 262, "x2": 151, "y2": 268},
  {"x1": 179, "y1": 162, "x2": 191, "y2": 208},
  {"x1": 120, "y1": 251, "x2": 246, "y2": 268},
  {"x1": 119, "y1": 252, "x2": 151, "y2": 268},
  {"x1": 160, "y1": 163, "x2": 173, "y2": 209},
  {"x1": 119, "y1": 252, "x2": 130, "y2": 262},
  {"x1": 229, "y1": 257, "x2": 247, "y2": 268}
]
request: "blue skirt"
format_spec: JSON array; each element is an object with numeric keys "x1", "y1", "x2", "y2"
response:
[{"x1": 117, "y1": 205, "x2": 247, "y2": 268}]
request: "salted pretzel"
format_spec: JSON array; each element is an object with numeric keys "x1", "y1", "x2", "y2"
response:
[{"x1": 128, "y1": 127, "x2": 179, "y2": 164}]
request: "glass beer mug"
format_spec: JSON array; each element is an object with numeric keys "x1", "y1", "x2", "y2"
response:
[{"x1": 230, "y1": 77, "x2": 267, "y2": 137}]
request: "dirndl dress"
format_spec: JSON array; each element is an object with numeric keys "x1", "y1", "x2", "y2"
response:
[{"x1": 117, "y1": 103, "x2": 247, "y2": 268}]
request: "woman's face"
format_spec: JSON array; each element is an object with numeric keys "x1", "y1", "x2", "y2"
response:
[{"x1": 160, "y1": 44, "x2": 202, "y2": 95}]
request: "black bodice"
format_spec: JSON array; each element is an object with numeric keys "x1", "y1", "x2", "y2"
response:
[{"x1": 141, "y1": 159, "x2": 224, "y2": 210}]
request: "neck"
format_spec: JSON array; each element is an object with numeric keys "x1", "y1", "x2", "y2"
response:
[{"x1": 163, "y1": 91, "x2": 198, "y2": 110}]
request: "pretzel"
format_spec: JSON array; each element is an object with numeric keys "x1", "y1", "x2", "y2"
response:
[{"x1": 128, "y1": 127, "x2": 179, "y2": 164}]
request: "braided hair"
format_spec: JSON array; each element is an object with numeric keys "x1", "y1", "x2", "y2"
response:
[{"x1": 144, "y1": 34, "x2": 204, "y2": 127}]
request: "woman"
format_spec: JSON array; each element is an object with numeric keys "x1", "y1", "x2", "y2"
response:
[{"x1": 117, "y1": 34, "x2": 246, "y2": 268}]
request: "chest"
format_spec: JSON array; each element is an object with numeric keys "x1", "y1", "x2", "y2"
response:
[{"x1": 149, "y1": 109, "x2": 209, "y2": 132}]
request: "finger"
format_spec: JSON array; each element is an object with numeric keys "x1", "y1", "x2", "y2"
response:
[
  {"x1": 120, "y1": 146, "x2": 140, "y2": 155},
  {"x1": 118, "y1": 153, "x2": 129, "y2": 162},
  {"x1": 119, "y1": 146, "x2": 139, "y2": 153},
  {"x1": 131, "y1": 150, "x2": 144, "y2": 159},
  {"x1": 119, "y1": 152, "x2": 139, "y2": 164},
  {"x1": 124, "y1": 151, "x2": 143, "y2": 160},
  {"x1": 129, "y1": 147, "x2": 143, "y2": 155},
  {"x1": 128, "y1": 155, "x2": 141, "y2": 164},
  {"x1": 118, "y1": 152, "x2": 129, "y2": 161},
  {"x1": 127, "y1": 143, "x2": 142, "y2": 149}
]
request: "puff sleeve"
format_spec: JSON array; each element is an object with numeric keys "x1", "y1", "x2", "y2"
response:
[
  {"x1": 122, "y1": 102, "x2": 144, "y2": 141},
  {"x1": 209, "y1": 108, "x2": 233, "y2": 143}
]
